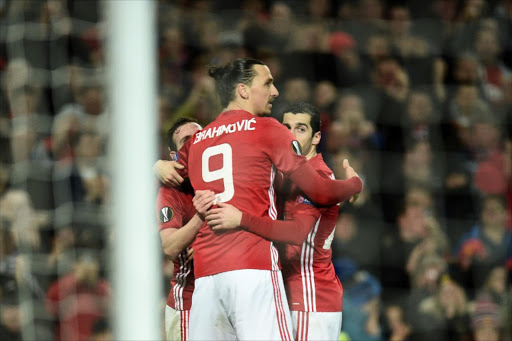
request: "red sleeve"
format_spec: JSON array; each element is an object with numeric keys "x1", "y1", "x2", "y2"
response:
[
  {"x1": 289, "y1": 162, "x2": 362, "y2": 205},
  {"x1": 240, "y1": 212, "x2": 318, "y2": 245},
  {"x1": 260, "y1": 118, "x2": 307, "y2": 175},
  {"x1": 156, "y1": 188, "x2": 186, "y2": 231}
]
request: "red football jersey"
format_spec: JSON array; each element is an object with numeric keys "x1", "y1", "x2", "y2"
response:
[
  {"x1": 280, "y1": 154, "x2": 343, "y2": 312},
  {"x1": 178, "y1": 110, "x2": 307, "y2": 278},
  {"x1": 156, "y1": 182, "x2": 196, "y2": 310}
]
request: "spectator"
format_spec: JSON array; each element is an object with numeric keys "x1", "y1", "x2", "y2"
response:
[
  {"x1": 328, "y1": 31, "x2": 365, "y2": 87},
  {"x1": 265, "y1": 2, "x2": 294, "y2": 52},
  {"x1": 470, "y1": 297, "x2": 504, "y2": 341},
  {"x1": 172, "y1": 58, "x2": 221, "y2": 127},
  {"x1": 472, "y1": 118, "x2": 510, "y2": 196},
  {"x1": 342, "y1": 269, "x2": 383, "y2": 341},
  {"x1": 446, "y1": 84, "x2": 491, "y2": 154},
  {"x1": 451, "y1": 52, "x2": 483, "y2": 86},
  {"x1": 474, "y1": 265, "x2": 512, "y2": 340},
  {"x1": 403, "y1": 141, "x2": 443, "y2": 192},
  {"x1": 474, "y1": 25, "x2": 512, "y2": 111},
  {"x1": 452, "y1": 195, "x2": 512, "y2": 296},
  {"x1": 403, "y1": 90, "x2": 444, "y2": 151},
  {"x1": 46, "y1": 227, "x2": 76, "y2": 278},
  {"x1": 273, "y1": 77, "x2": 312, "y2": 114},
  {"x1": 332, "y1": 92, "x2": 377, "y2": 154},
  {"x1": 407, "y1": 268, "x2": 470, "y2": 341},
  {"x1": 53, "y1": 131, "x2": 108, "y2": 207},
  {"x1": 0, "y1": 189, "x2": 46, "y2": 250},
  {"x1": 380, "y1": 204, "x2": 430, "y2": 302},
  {"x1": 53, "y1": 82, "x2": 109, "y2": 145},
  {"x1": 382, "y1": 302, "x2": 411, "y2": 341},
  {"x1": 0, "y1": 289, "x2": 21, "y2": 341},
  {"x1": 388, "y1": 5, "x2": 431, "y2": 60},
  {"x1": 406, "y1": 214, "x2": 450, "y2": 278},
  {"x1": 405, "y1": 185, "x2": 435, "y2": 213},
  {"x1": 45, "y1": 252, "x2": 110, "y2": 341},
  {"x1": 333, "y1": 206, "x2": 383, "y2": 276},
  {"x1": 362, "y1": 33, "x2": 392, "y2": 83},
  {"x1": 312, "y1": 80, "x2": 337, "y2": 126}
]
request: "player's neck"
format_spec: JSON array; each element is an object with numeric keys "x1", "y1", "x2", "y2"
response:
[
  {"x1": 305, "y1": 149, "x2": 317, "y2": 161},
  {"x1": 225, "y1": 101, "x2": 254, "y2": 115}
]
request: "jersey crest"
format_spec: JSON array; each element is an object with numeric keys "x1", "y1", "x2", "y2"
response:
[
  {"x1": 159, "y1": 206, "x2": 174, "y2": 223},
  {"x1": 296, "y1": 195, "x2": 315, "y2": 207}
]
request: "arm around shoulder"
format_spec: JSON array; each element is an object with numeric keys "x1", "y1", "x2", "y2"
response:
[{"x1": 160, "y1": 214, "x2": 203, "y2": 261}]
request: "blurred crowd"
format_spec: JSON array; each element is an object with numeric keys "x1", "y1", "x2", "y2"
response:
[{"x1": 0, "y1": 0, "x2": 511, "y2": 340}]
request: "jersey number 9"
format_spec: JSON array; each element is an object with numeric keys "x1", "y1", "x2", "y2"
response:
[{"x1": 202, "y1": 143, "x2": 235, "y2": 202}]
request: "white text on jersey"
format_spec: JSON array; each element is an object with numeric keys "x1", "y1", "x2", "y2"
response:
[{"x1": 194, "y1": 118, "x2": 256, "y2": 144}]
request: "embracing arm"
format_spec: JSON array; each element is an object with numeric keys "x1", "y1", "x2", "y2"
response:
[
  {"x1": 153, "y1": 160, "x2": 185, "y2": 187},
  {"x1": 201, "y1": 199, "x2": 317, "y2": 246},
  {"x1": 240, "y1": 212, "x2": 317, "y2": 245},
  {"x1": 160, "y1": 214, "x2": 203, "y2": 261}
]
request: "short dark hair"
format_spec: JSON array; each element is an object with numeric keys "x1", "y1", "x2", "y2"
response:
[
  {"x1": 281, "y1": 102, "x2": 321, "y2": 135},
  {"x1": 167, "y1": 117, "x2": 199, "y2": 151},
  {"x1": 208, "y1": 58, "x2": 265, "y2": 108}
]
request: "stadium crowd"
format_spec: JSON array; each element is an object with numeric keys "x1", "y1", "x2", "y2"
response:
[{"x1": 0, "y1": 0, "x2": 511, "y2": 340}]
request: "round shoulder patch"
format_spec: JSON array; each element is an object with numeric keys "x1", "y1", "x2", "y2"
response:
[
  {"x1": 292, "y1": 140, "x2": 302, "y2": 155},
  {"x1": 159, "y1": 206, "x2": 174, "y2": 223}
]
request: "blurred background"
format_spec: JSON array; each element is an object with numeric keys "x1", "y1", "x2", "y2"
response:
[{"x1": 0, "y1": 0, "x2": 511, "y2": 340}]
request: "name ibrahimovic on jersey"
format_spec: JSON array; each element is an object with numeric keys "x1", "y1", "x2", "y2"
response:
[{"x1": 194, "y1": 118, "x2": 256, "y2": 144}]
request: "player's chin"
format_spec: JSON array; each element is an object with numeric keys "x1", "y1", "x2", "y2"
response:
[{"x1": 256, "y1": 109, "x2": 272, "y2": 117}]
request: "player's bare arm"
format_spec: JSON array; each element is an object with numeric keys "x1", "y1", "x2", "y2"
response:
[
  {"x1": 160, "y1": 214, "x2": 203, "y2": 261},
  {"x1": 153, "y1": 160, "x2": 184, "y2": 187}
]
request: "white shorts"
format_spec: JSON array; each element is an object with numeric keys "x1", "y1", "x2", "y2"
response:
[
  {"x1": 291, "y1": 310, "x2": 343, "y2": 341},
  {"x1": 189, "y1": 269, "x2": 294, "y2": 340},
  {"x1": 165, "y1": 305, "x2": 189, "y2": 341}
]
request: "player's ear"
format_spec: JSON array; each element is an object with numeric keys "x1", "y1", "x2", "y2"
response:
[
  {"x1": 312, "y1": 131, "x2": 321, "y2": 146},
  {"x1": 170, "y1": 150, "x2": 177, "y2": 160},
  {"x1": 237, "y1": 84, "x2": 249, "y2": 99}
]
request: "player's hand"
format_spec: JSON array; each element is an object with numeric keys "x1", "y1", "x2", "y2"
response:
[
  {"x1": 343, "y1": 159, "x2": 361, "y2": 204},
  {"x1": 206, "y1": 202, "x2": 242, "y2": 231},
  {"x1": 193, "y1": 190, "x2": 216, "y2": 220},
  {"x1": 153, "y1": 160, "x2": 184, "y2": 187},
  {"x1": 343, "y1": 159, "x2": 358, "y2": 178}
]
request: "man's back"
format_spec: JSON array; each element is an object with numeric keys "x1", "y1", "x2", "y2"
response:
[{"x1": 180, "y1": 109, "x2": 306, "y2": 278}]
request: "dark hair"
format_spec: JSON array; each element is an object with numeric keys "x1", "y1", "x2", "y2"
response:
[
  {"x1": 167, "y1": 117, "x2": 199, "y2": 151},
  {"x1": 208, "y1": 58, "x2": 265, "y2": 108},
  {"x1": 281, "y1": 102, "x2": 321, "y2": 135}
]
